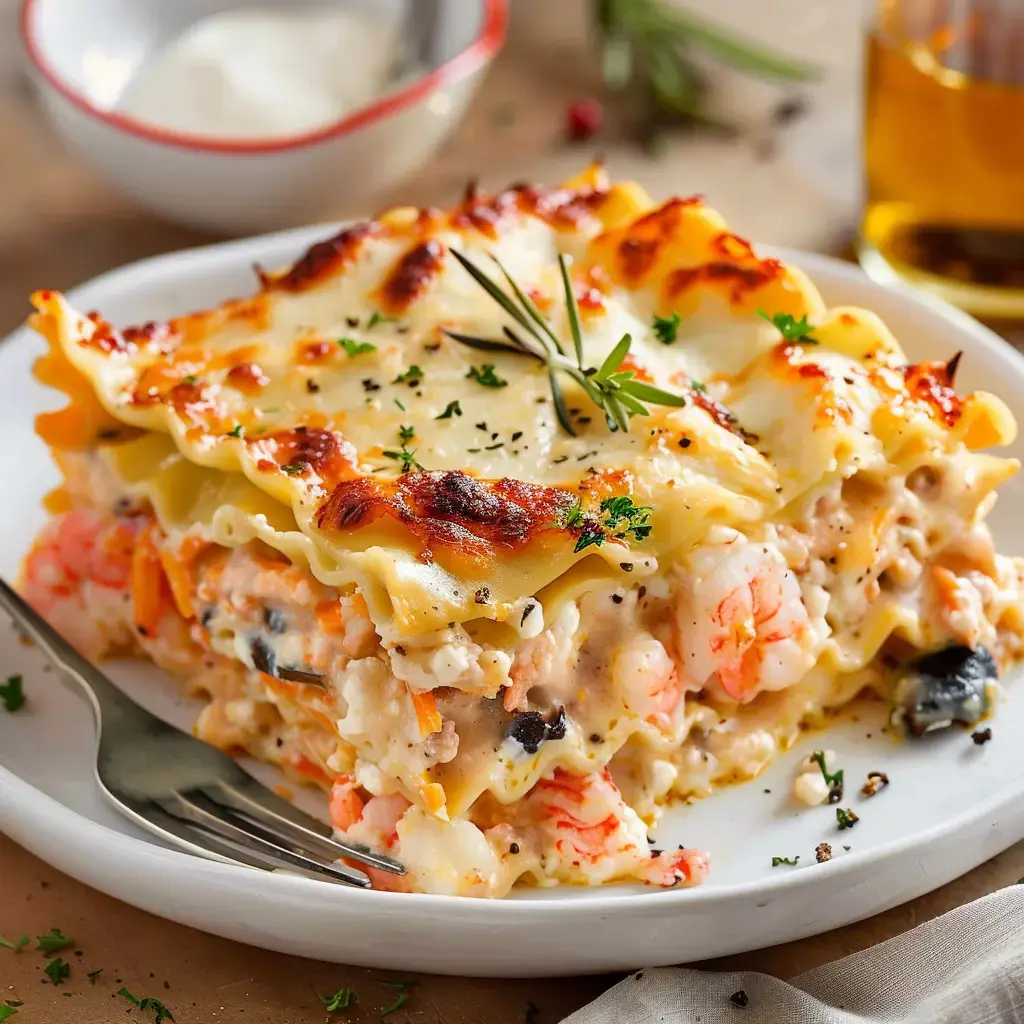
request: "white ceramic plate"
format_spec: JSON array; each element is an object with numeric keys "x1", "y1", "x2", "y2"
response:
[{"x1": 2, "y1": 229, "x2": 1024, "y2": 977}]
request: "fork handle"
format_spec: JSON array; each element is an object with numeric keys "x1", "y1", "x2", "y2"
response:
[{"x1": 0, "y1": 577, "x2": 153, "y2": 731}]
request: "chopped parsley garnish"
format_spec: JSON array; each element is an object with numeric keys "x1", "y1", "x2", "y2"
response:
[
  {"x1": 394, "y1": 398, "x2": 406, "y2": 411},
  {"x1": 843, "y1": 844, "x2": 851, "y2": 851},
  {"x1": 758, "y1": 309, "x2": 818, "y2": 344},
  {"x1": 280, "y1": 462, "x2": 307, "y2": 475},
  {"x1": 226, "y1": 424, "x2": 244, "y2": 438},
  {"x1": 398, "y1": 424, "x2": 415, "y2": 445},
  {"x1": 563, "y1": 495, "x2": 655, "y2": 554},
  {"x1": 0, "y1": 1006, "x2": 17, "y2": 1022},
  {"x1": 836, "y1": 807, "x2": 860, "y2": 830},
  {"x1": 600, "y1": 496, "x2": 653, "y2": 543},
  {"x1": 140, "y1": 997, "x2": 175, "y2": 1022},
  {"x1": 44, "y1": 957, "x2": 70, "y2": 985},
  {"x1": 321, "y1": 987, "x2": 356, "y2": 1012},
  {"x1": 87, "y1": 968, "x2": 103, "y2": 983},
  {"x1": 119, "y1": 988, "x2": 141, "y2": 1007},
  {"x1": 339, "y1": 338, "x2": 376, "y2": 357},
  {"x1": 382, "y1": 448, "x2": 424, "y2": 474},
  {"x1": 380, "y1": 993, "x2": 409, "y2": 1018},
  {"x1": 771, "y1": 855, "x2": 799, "y2": 866},
  {"x1": 435, "y1": 400, "x2": 463, "y2": 420},
  {"x1": 36, "y1": 928, "x2": 74, "y2": 955},
  {"x1": 466, "y1": 364, "x2": 508, "y2": 388},
  {"x1": 0, "y1": 933, "x2": 28, "y2": 952},
  {"x1": 367, "y1": 311, "x2": 396, "y2": 330},
  {"x1": 690, "y1": 379, "x2": 707, "y2": 393},
  {"x1": 183, "y1": 375, "x2": 197, "y2": 384},
  {"x1": 393, "y1": 365, "x2": 424, "y2": 385},
  {"x1": 811, "y1": 750, "x2": 844, "y2": 803},
  {"x1": 652, "y1": 310, "x2": 681, "y2": 344},
  {"x1": 380, "y1": 981, "x2": 414, "y2": 1018},
  {"x1": 0, "y1": 675, "x2": 25, "y2": 713}
]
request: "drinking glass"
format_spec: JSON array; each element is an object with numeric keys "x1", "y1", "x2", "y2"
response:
[{"x1": 860, "y1": 0, "x2": 1024, "y2": 318}]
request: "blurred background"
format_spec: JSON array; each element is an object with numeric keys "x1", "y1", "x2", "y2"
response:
[{"x1": 1, "y1": 0, "x2": 1021, "y2": 335}]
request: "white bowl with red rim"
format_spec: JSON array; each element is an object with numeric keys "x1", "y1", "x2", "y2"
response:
[{"x1": 20, "y1": 0, "x2": 507, "y2": 234}]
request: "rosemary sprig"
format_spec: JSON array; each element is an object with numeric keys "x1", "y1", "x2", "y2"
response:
[
  {"x1": 445, "y1": 250, "x2": 686, "y2": 436},
  {"x1": 594, "y1": 0, "x2": 818, "y2": 128}
]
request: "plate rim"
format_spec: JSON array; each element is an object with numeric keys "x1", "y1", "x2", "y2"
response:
[{"x1": 2, "y1": 231, "x2": 1023, "y2": 920}]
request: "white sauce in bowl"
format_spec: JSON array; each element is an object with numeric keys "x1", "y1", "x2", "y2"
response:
[{"x1": 116, "y1": 7, "x2": 403, "y2": 141}]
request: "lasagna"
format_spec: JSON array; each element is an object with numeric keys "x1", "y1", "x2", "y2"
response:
[{"x1": 20, "y1": 167, "x2": 1024, "y2": 896}]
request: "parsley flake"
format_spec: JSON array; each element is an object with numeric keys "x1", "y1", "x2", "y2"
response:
[
  {"x1": 119, "y1": 987, "x2": 141, "y2": 1007},
  {"x1": 758, "y1": 309, "x2": 818, "y2": 344},
  {"x1": 600, "y1": 496, "x2": 653, "y2": 543},
  {"x1": 0, "y1": 1006, "x2": 17, "y2": 1022},
  {"x1": 394, "y1": 398, "x2": 406, "y2": 411},
  {"x1": 836, "y1": 807, "x2": 860, "y2": 830},
  {"x1": 140, "y1": 997, "x2": 175, "y2": 1023},
  {"x1": 435, "y1": 400, "x2": 463, "y2": 420},
  {"x1": 367, "y1": 311, "x2": 397, "y2": 330},
  {"x1": 0, "y1": 934, "x2": 28, "y2": 952},
  {"x1": 380, "y1": 993, "x2": 409, "y2": 1017},
  {"x1": 466, "y1": 364, "x2": 508, "y2": 388},
  {"x1": 87, "y1": 968, "x2": 103, "y2": 983},
  {"x1": 227, "y1": 424, "x2": 244, "y2": 438},
  {"x1": 44, "y1": 957, "x2": 70, "y2": 985},
  {"x1": 564, "y1": 495, "x2": 654, "y2": 553},
  {"x1": 652, "y1": 310, "x2": 681, "y2": 344},
  {"x1": 36, "y1": 928, "x2": 74, "y2": 955},
  {"x1": 393, "y1": 365, "x2": 423, "y2": 385},
  {"x1": 380, "y1": 981, "x2": 414, "y2": 1018},
  {"x1": 183, "y1": 375, "x2": 197, "y2": 384},
  {"x1": 339, "y1": 338, "x2": 376, "y2": 357},
  {"x1": 771, "y1": 855, "x2": 799, "y2": 866},
  {"x1": 321, "y1": 987, "x2": 356, "y2": 1012},
  {"x1": 0, "y1": 675, "x2": 25, "y2": 713},
  {"x1": 398, "y1": 424, "x2": 415, "y2": 445},
  {"x1": 280, "y1": 462, "x2": 308, "y2": 475}
]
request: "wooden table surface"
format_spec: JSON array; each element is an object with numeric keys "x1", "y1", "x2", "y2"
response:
[{"x1": 1, "y1": 2, "x2": 1022, "y2": 1021}]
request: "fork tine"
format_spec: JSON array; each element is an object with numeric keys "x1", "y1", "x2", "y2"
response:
[
  {"x1": 209, "y1": 780, "x2": 406, "y2": 875},
  {"x1": 157, "y1": 791, "x2": 371, "y2": 887}
]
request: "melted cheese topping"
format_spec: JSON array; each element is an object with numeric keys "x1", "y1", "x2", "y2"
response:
[{"x1": 30, "y1": 167, "x2": 1017, "y2": 645}]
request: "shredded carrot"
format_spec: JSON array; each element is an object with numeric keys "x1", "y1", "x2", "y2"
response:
[
  {"x1": 409, "y1": 687, "x2": 443, "y2": 738},
  {"x1": 131, "y1": 523, "x2": 168, "y2": 637},
  {"x1": 289, "y1": 753, "x2": 331, "y2": 786},
  {"x1": 158, "y1": 549, "x2": 196, "y2": 620},
  {"x1": 316, "y1": 599, "x2": 347, "y2": 635}
]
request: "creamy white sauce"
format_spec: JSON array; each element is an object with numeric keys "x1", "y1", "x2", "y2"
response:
[{"x1": 117, "y1": 7, "x2": 403, "y2": 140}]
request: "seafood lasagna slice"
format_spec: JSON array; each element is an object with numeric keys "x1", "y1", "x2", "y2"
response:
[{"x1": 21, "y1": 168, "x2": 1024, "y2": 896}]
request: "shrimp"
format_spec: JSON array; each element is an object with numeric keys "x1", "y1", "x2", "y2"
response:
[
  {"x1": 525, "y1": 768, "x2": 711, "y2": 889},
  {"x1": 678, "y1": 539, "x2": 817, "y2": 703},
  {"x1": 328, "y1": 776, "x2": 412, "y2": 892},
  {"x1": 636, "y1": 847, "x2": 711, "y2": 888},
  {"x1": 612, "y1": 634, "x2": 683, "y2": 730},
  {"x1": 21, "y1": 508, "x2": 135, "y2": 609},
  {"x1": 20, "y1": 509, "x2": 139, "y2": 655}
]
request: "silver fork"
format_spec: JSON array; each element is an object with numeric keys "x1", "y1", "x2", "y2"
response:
[{"x1": 0, "y1": 578, "x2": 405, "y2": 887}]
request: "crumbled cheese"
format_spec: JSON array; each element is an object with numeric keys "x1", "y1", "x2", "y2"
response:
[
  {"x1": 793, "y1": 771, "x2": 830, "y2": 806},
  {"x1": 793, "y1": 749, "x2": 836, "y2": 806}
]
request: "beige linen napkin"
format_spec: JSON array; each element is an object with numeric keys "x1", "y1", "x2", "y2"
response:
[{"x1": 562, "y1": 885, "x2": 1024, "y2": 1023}]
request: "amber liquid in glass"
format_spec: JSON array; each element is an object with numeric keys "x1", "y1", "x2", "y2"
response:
[{"x1": 862, "y1": 27, "x2": 1024, "y2": 317}]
